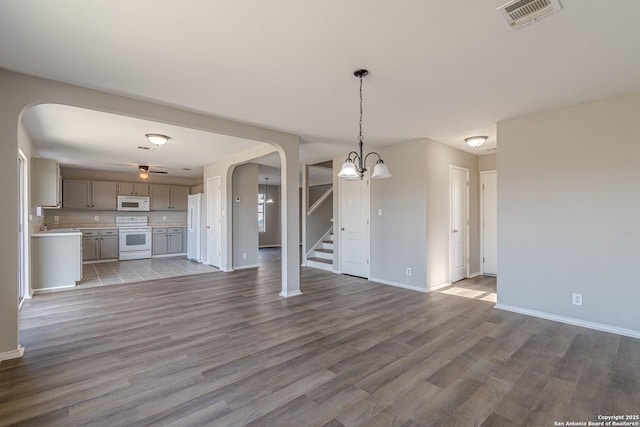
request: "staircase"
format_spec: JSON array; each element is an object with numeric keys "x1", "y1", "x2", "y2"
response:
[{"x1": 307, "y1": 230, "x2": 334, "y2": 271}]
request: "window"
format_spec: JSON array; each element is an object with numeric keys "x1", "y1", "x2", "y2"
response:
[{"x1": 258, "y1": 193, "x2": 266, "y2": 232}]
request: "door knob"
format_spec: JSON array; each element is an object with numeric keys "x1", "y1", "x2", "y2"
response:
[
  {"x1": 341, "y1": 227, "x2": 345, "y2": 231},
  {"x1": 452, "y1": 229, "x2": 458, "y2": 234}
]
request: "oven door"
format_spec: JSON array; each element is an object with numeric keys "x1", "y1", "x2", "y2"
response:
[{"x1": 119, "y1": 229, "x2": 152, "y2": 252}]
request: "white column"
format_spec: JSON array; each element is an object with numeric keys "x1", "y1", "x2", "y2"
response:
[{"x1": 279, "y1": 145, "x2": 301, "y2": 297}]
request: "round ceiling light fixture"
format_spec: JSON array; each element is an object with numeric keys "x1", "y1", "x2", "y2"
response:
[
  {"x1": 145, "y1": 133, "x2": 170, "y2": 146},
  {"x1": 464, "y1": 136, "x2": 488, "y2": 147}
]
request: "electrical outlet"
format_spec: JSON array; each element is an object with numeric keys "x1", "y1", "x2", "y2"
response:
[
  {"x1": 94, "y1": 215, "x2": 99, "y2": 222},
  {"x1": 572, "y1": 293, "x2": 583, "y2": 306},
  {"x1": 243, "y1": 252, "x2": 247, "y2": 260},
  {"x1": 53, "y1": 215, "x2": 59, "y2": 222},
  {"x1": 378, "y1": 209, "x2": 383, "y2": 216},
  {"x1": 406, "y1": 267, "x2": 412, "y2": 276},
  {"x1": 162, "y1": 215, "x2": 167, "y2": 221}
]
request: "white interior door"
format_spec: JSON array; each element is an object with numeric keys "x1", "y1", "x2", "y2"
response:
[
  {"x1": 207, "y1": 177, "x2": 221, "y2": 268},
  {"x1": 450, "y1": 166, "x2": 469, "y2": 283},
  {"x1": 339, "y1": 174, "x2": 370, "y2": 278},
  {"x1": 481, "y1": 171, "x2": 497, "y2": 275}
]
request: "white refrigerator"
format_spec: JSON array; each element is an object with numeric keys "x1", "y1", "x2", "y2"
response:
[{"x1": 187, "y1": 193, "x2": 204, "y2": 262}]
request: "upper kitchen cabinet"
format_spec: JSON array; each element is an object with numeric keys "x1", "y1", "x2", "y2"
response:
[
  {"x1": 150, "y1": 185, "x2": 188, "y2": 211},
  {"x1": 63, "y1": 180, "x2": 117, "y2": 210},
  {"x1": 31, "y1": 158, "x2": 61, "y2": 208},
  {"x1": 117, "y1": 182, "x2": 149, "y2": 196}
]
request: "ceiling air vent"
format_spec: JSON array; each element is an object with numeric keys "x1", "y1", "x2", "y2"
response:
[{"x1": 498, "y1": 0, "x2": 562, "y2": 29}]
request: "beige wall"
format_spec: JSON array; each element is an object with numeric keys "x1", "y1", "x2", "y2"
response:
[
  {"x1": 336, "y1": 138, "x2": 480, "y2": 292},
  {"x1": 425, "y1": 139, "x2": 480, "y2": 288},
  {"x1": 497, "y1": 91, "x2": 640, "y2": 335},
  {"x1": 232, "y1": 163, "x2": 259, "y2": 268},
  {"x1": 479, "y1": 154, "x2": 496, "y2": 171}
]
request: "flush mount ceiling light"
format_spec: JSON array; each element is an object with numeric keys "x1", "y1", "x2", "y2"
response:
[
  {"x1": 337, "y1": 69, "x2": 391, "y2": 180},
  {"x1": 465, "y1": 136, "x2": 488, "y2": 148},
  {"x1": 145, "y1": 133, "x2": 169, "y2": 146}
]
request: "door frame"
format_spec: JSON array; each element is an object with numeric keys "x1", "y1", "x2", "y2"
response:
[
  {"x1": 18, "y1": 149, "x2": 30, "y2": 307},
  {"x1": 206, "y1": 176, "x2": 221, "y2": 268},
  {"x1": 449, "y1": 165, "x2": 469, "y2": 282},
  {"x1": 480, "y1": 170, "x2": 497, "y2": 275}
]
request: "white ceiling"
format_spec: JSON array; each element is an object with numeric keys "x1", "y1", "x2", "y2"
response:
[
  {"x1": 2, "y1": 0, "x2": 640, "y2": 175},
  {"x1": 22, "y1": 104, "x2": 265, "y2": 178}
]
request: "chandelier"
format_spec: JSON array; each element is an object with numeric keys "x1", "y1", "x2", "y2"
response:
[{"x1": 337, "y1": 69, "x2": 391, "y2": 180}]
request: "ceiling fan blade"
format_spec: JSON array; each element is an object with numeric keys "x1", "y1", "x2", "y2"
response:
[{"x1": 149, "y1": 170, "x2": 168, "y2": 174}]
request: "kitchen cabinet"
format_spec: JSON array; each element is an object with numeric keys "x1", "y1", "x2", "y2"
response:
[
  {"x1": 31, "y1": 158, "x2": 61, "y2": 208},
  {"x1": 63, "y1": 180, "x2": 117, "y2": 210},
  {"x1": 32, "y1": 230, "x2": 82, "y2": 290},
  {"x1": 100, "y1": 230, "x2": 119, "y2": 259},
  {"x1": 81, "y1": 229, "x2": 118, "y2": 261},
  {"x1": 150, "y1": 185, "x2": 188, "y2": 211},
  {"x1": 117, "y1": 182, "x2": 149, "y2": 196},
  {"x1": 152, "y1": 227, "x2": 184, "y2": 255}
]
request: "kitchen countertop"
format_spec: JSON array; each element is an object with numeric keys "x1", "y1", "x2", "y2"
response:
[
  {"x1": 32, "y1": 228, "x2": 83, "y2": 237},
  {"x1": 47, "y1": 224, "x2": 117, "y2": 229},
  {"x1": 45, "y1": 223, "x2": 187, "y2": 230}
]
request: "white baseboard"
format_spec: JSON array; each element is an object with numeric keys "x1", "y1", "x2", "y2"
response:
[
  {"x1": 220, "y1": 267, "x2": 234, "y2": 272},
  {"x1": 0, "y1": 345, "x2": 24, "y2": 363},
  {"x1": 369, "y1": 277, "x2": 427, "y2": 293},
  {"x1": 152, "y1": 253, "x2": 187, "y2": 258},
  {"x1": 494, "y1": 303, "x2": 640, "y2": 340},
  {"x1": 33, "y1": 284, "x2": 77, "y2": 294},
  {"x1": 232, "y1": 264, "x2": 259, "y2": 270},
  {"x1": 426, "y1": 281, "x2": 452, "y2": 292},
  {"x1": 468, "y1": 271, "x2": 482, "y2": 278},
  {"x1": 279, "y1": 290, "x2": 303, "y2": 298}
]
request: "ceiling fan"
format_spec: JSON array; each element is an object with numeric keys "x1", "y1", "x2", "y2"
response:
[{"x1": 138, "y1": 164, "x2": 168, "y2": 179}]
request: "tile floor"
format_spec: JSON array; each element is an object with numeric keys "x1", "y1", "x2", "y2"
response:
[{"x1": 80, "y1": 256, "x2": 219, "y2": 288}]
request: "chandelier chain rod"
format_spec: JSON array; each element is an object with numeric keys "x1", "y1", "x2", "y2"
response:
[{"x1": 358, "y1": 74, "x2": 364, "y2": 143}]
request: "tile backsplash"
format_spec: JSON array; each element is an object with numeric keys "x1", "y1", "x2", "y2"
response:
[{"x1": 43, "y1": 209, "x2": 187, "y2": 227}]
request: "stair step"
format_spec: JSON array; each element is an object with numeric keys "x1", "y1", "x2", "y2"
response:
[
  {"x1": 322, "y1": 240, "x2": 333, "y2": 244},
  {"x1": 316, "y1": 248, "x2": 333, "y2": 254},
  {"x1": 308, "y1": 257, "x2": 332, "y2": 265}
]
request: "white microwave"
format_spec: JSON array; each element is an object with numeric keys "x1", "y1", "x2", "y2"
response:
[{"x1": 117, "y1": 195, "x2": 150, "y2": 211}]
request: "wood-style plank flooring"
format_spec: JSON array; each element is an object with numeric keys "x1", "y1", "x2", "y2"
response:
[{"x1": 1, "y1": 249, "x2": 639, "y2": 426}]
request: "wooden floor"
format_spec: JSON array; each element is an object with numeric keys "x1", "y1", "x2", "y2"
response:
[{"x1": 1, "y1": 249, "x2": 638, "y2": 426}]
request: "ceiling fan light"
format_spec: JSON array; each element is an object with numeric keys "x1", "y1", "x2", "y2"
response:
[
  {"x1": 371, "y1": 160, "x2": 392, "y2": 179},
  {"x1": 145, "y1": 133, "x2": 169, "y2": 146},
  {"x1": 139, "y1": 171, "x2": 149, "y2": 180},
  {"x1": 464, "y1": 136, "x2": 488, "y2": 147},
  {"x1": 338, "y1": 159, "x2": 359, "y2": 179}
]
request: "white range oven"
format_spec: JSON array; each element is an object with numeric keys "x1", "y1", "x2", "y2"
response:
[{"x1": 116, "y1": 216, "x2": 152, "y2": 260}]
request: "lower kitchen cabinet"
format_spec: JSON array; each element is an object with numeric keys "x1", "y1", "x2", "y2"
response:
[
  {"x1": 32, "y1": 231, "x2": 82, "y2": 290},
  {"x1": 152, "y1": 227, "x2": 184, "y2": 255},
  {"x1": 81, "y1": 229, "x2": 118, "y2": 261}
]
